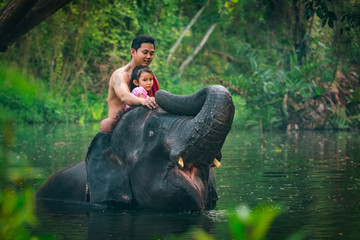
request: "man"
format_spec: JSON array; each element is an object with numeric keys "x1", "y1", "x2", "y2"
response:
[{"x1": 100, "y1": 35, "x2": 159, "y2": 132}]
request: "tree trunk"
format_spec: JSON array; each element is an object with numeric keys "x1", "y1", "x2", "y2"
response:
[
  {"x1": 293, "y1": 0, "x2": 307, "y2": 65},
  {"x1": 0, "y1": 0, "x2": 72, "y2": 51}
]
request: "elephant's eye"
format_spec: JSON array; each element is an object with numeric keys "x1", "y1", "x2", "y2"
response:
[{"x1": 148, "y1": 130, "x2": 154, "y2": 137}]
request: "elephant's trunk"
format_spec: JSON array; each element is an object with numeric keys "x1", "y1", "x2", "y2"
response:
[{"x1": 155, "y1": 85, "x2": 235, "y2": 166}]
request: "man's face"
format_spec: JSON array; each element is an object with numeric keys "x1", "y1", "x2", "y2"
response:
[{"x1": 131, "y1": 43, "x2": 155, "y2": 66}]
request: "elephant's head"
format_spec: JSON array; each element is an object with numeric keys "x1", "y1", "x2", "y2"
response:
[{"x1": 86, "y1": 85, "x2": 235, "y2": 211}]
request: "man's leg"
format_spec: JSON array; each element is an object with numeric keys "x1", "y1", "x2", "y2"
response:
[{"x1": 100, "y1": 118, "x2": 118, "y2": 133}]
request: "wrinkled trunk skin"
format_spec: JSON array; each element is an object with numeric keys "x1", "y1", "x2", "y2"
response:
[
  {"x1": 156, "y1": 85, "x2": 235, "y2": 166},
  {"x1": 36, "y1": 85, "x2": 234, "y2": 212}
]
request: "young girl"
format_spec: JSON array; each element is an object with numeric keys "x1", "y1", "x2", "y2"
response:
[
  {"x1": 99, "y1": 65, "x2": 157, "y2": 133},
  {"x1": 124, "y1": 65, "x2": 154, "y2": 111}
]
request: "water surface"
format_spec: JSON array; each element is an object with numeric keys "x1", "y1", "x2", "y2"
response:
[{"x1": 7, "y1": 124, "x2": 360, "y2": 239}]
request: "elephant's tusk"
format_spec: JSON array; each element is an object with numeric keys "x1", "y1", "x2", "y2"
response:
[
  {"x1": 178, "y1": 157, "x2": 184, "y2": 168},
  {"x1": 213, "y1": 158, "x2": 221, "y2": 168}
]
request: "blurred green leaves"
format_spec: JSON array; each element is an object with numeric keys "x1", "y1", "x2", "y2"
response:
[
  {"x1": 90, "y1": 102, "x2": 104, "y2": 121},
  {"x1": 168, "y1": 203, "x2": 289, "y2": 240},
  {"x1": 229, "y1": 204, "x2": 281, "y2": 240},
  {"x1": 0, "y1": 63, "x2": 107, "y2": 124},
  {"x1": 0, "y1": 64, "x2": 56, "y2": 123},
  {"x1": 0, "y1": 189, "x2": 37, "y2": 240},
  {"x1": 0, "y1": 65, "x2": 48, "y2": 239}
]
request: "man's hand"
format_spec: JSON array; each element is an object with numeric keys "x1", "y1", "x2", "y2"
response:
[{"x1": 140, "y1": 97, "x2": 157, "y2": 109}]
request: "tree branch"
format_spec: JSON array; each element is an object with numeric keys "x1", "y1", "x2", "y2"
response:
[
  {"x1": 0, "y1": 0, "x2": 72, "y2": 51},
  {"x1": 0, "y1": 0, "x2": 38, "y2": 38},
  {"x1": 166, "y1": 0, "x2": 210, "y2": 66},
  {"x1": 178, "y1": 23, "x2": 217, "y2": 76}
]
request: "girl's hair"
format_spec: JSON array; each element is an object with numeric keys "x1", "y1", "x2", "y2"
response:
[{"x1": 130, "y1": 66, "x2": 153, "y2": 91}]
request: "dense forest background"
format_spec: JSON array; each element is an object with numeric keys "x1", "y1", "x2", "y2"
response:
[{"x1": 0, "y1": 0, "x2": 359, "y2": 130}]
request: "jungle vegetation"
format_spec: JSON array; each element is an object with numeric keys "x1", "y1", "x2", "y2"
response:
[
  {"x1": 0, "y1": 0, "x2": 359, "y2": 130},
  {"x1": 0, "y1": 1, "x2": 358, "y2": 238}
]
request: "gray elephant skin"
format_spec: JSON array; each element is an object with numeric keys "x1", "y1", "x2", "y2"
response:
[{"x1": 36, "y1": 85, "x2": 235, "y2": 211}]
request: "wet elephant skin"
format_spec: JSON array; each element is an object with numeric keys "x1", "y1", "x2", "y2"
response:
[{"x1": 36, "y1": 85, "x2": 235, "y2": 211}]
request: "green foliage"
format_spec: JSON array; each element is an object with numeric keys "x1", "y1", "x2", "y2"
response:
[
  {"x1": 167, "y1": 228, "x2": 216, "y2": 240},
  {"x1": 228, "y1": 204, "x2": 281, "y2": 240},
  {"x1": 90, "y1": 102, "x2": 104, "y2": 120},
  {"x1": 0, "y1": 64, "x2": 107, "y2": 124},
  {"x1": 0, "y1": 110, "x2": 43, "y2": 239},
  {"x1": 303, "y1": 0, "x2": 337, "y2": 28},
  {"x1": 168, "y1": 203, "x2": 298, "y2": 240},
  {"x1": 0, "y1": 189, "x2": 37, "y2": 240},
  {"x1": 0, "y1": 64, "x2": 63, "y2": 123},
  {"x1": 193, "y1": 17, "x2": 359, "y2": 129},
  {"x1": 302, "y1": 0, "x2": 360, "y2": 32},
  {"x1": 0, "y1": 64, "x2": 48, "y2": 123},
  {"x1": 0, "y1": 0, "x2": 359, "y2": 129},
  {"x1": 232, "y1": 95, "x2": 254, "y2": 128}
]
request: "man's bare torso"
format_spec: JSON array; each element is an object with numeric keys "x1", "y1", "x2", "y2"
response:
[{"x1": 107, "y1": 64, "x2": 132, "y2": 118}]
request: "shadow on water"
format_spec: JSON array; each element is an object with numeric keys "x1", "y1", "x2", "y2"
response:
[{"x1": 34, "y1": 201, "x2": 218, "y2": 240}]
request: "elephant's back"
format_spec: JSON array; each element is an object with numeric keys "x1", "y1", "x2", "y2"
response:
[{"x1": 36, "y1": 162, "x2": 87, "y2": 203}]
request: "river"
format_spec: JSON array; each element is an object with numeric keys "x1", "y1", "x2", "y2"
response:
[{"x1": 6, "y1": 123, "x2": 360, "y2": 239}]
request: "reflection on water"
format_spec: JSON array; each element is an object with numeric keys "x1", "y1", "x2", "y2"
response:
[
  {"x1": 219, "y1": 129, "x2": 360, "y2": 240},
  {"x1": 35, "y1": 201, "x2": 217, "y2": 240},
  {"x1": 6, "y1": 124, "x2": 360, "y2": 239}
]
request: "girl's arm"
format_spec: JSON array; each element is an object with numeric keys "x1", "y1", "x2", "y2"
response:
[
  {"x1": 138, "y1": 94, "x2": 146, "y2": 99},
  {"x1": 132, "y1": 87, "x2": 147, "y2": 99}
]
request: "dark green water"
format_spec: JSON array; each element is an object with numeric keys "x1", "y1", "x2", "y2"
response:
[{"x1": 6, "y1": 124, "x2": 360, "y2": 239}]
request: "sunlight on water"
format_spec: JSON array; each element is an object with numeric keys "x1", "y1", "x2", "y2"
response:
[{"x1": 5, "y1": 124, "x2": 360, "y2": 239}]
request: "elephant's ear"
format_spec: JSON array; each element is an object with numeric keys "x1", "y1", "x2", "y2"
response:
[{"x1": 85, "y1": 132, "x2": 132, "y2": 205}]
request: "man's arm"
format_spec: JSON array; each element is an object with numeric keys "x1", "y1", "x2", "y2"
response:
[{"x1": 112, "y1": 73, "x2": 157, "y2": 109}]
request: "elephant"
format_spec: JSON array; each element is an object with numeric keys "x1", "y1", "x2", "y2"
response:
[{"x1": 36, "y1": 85, "x2": 235, "y2": 211}]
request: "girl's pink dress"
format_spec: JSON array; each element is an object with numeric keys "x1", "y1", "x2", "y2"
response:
[{"x1": 124, "y1": 86, "x2": 149, "y2": 111}]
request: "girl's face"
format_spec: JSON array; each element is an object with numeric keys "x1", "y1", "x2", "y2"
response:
[{"x1": 134, "y1": 72, "x2": 153, "y2": 91}]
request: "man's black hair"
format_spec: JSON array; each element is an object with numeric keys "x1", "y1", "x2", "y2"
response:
[
  {"x1": 131, "y1": 34, "x2": 155, "y2": 51},
  {"x1": 130, "y1": 65, "x2": 153, "y2": 91}
]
